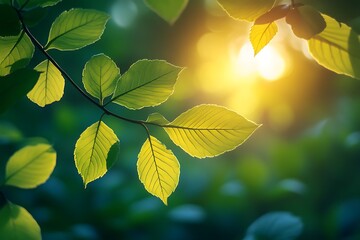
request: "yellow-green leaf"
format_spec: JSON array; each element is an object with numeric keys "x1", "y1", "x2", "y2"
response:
[
  {"x1": 111, "y1": 59, "x2": 183, "y2": 110},
  {"x1": 82, "y1": 54, "x2": 120, "y2": 105},
  {"x1": 146, "y1": 112, "x2": 170, "y2": 125},
  {"x1": 137, "y1": 136, "x2": 180, "y2": 205},
  {"x1": 308, "y1": 14, "x2": 360, "y2": 79},
  {"x1": 0, "y1": 202, "x2": 41, "y2": 240},
  {"x1": 144, "y1": 0, "x2": 188, "y2": 24},
  {"x1": 27, "y1": 60, "x2": 65, "y2": 107},
  {"x1": 217, "y1": 0, "x2": 276, "y2": 22},
  {"x1": 250, "y1": 22, "x2": 278, "y2": 56},
  {"x1": 0, "y1": 31, "x2": 34, "y2": 76},
  {"x1": 164, "y1": 104, "x2": 260, "y2": 158},
  {"x1": 17, "y1": 0, "x2": 62, "y2": 8},
  {"x1": 45, "y1": 9, "x2": 109, "y2": 51},
  {"x1": 74, "y1": 121, "x2": 120, "y2": 187},
  {"x1": 5, "y1": 143, "x2": 56, "y2": 189}
]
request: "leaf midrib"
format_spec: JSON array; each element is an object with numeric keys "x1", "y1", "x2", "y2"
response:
[
  {"x1": 0, "y1": 31, "x2": 25, "y2": 67},
  {"x1": 148, "y1": 137, "x2": 165, "y2": 201}
]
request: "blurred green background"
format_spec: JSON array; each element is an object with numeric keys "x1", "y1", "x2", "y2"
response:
[{"x1": 1, "y1": 0, "x2": 360, "y2": 239}]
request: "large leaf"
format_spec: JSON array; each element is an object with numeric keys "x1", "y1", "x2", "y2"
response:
[
  {"x1": 217, "y1": 0, "x2": 276, "y2": 22},
  {"x1": 254, "y1": 4, "x2": 290, "y2": 24},
  {"x1": 308, "y1": 14, "x2": 360, "y2": 79},
  {"x1": 164, "y1": 104, "x2": 260, "y2": 158},
  {"x1": 0, "y1": 4, "x2": 21, "y2": 36},
  {"x1": 0, "y1": 69, "x2": 40, "y2": 114},
  {"x1": 82, "y1": 54, "x2": 120, "y2": 105},
  {"x1": 250, "y1": 22, "x2": 278, "y2": 56},
  {"x1": 137, "y1": 136, "x2": 180, "y2": 205},
  {"x1": 17, "y1": 0, "x2": 62, "y2": 8},
  {"x1": 45, "y1": 8, "x2": 109, "y2": 51},
  {"x1": 27, "y1": 60, "x2": 65, "y2": 107},
  {"x1": 144, "y1": 0, "x2": 188, "y2": 24},
  {"x1": 111, "y1": 59, "x2": 182, "y2": 110},
  {"x1": 74, "y1": 121, "x2": 120, "y2": 187},
  {"x1": 0, "y1": 32, "x2": 35, "y2": 76},
  {"x1": 0, "y1": 202, "x2": 41, "y2": 240}
]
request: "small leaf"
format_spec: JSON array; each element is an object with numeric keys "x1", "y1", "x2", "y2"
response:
[
  {"x1": 0, "y1": 69, "x2": 40, "y2": 114},
  {"x1": 250, "y1": 22, "x2": 278, "y2": 56},
  {"x1": 27, "y1": 60, "x2": 65, "y2": 107},
  {"x1": 82, "y1": 54, "x2": 120, "y2": 105},
  {"x1": 0, "y1": 4, "x2": 21, "y2": 36},
  {"x1": 244, "y1": 212, "x2": 303, "y2": 240},
  {"x1": 286, "y1": 5, "x2": 326, "y2": 40},
  {"x1": 254, "y1": 4, "x2": 290, "y2": 24},
  {"x1": 5, "y1": 143, "x2": 56, "y2": 189},
  {"x1": 74, "y1": 121, "x2": 120, "y2": 187},
  {"x1": 0, "y1": 202, "x2": 41, "y2": 240},
  {"x1": 146, "y1": 113, "x2": 170, "y2": 125},
  {"x1": 164, "y1": 104, "x2": 260, "y2": 158},
  {"x1": 0, "y1": 32, "x2": 35, "y2": 76},
  {"x1": 45, "y1": 8, "x2": 109, "y2": 51},
  {"x1": 217, "y1": 0, "x2": 276, "y2": 22},
  {"x1": 111, "y1": 59, "x2": 183, "y2": 110},
  {"x1": 137, "y1": 136, "x2": 180, "y2": 205},
  {"x1": 308, "y1": 14, "x2": 360, "y2": 80},
  {"x1": 144, "y1": 0, "x2": 188, "y2": 24},
  {"x1": 17, "y1": 0, "x2": 62, "y2": 8}
]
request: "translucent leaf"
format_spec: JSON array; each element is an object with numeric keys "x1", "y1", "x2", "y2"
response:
[
  {"x1": 0, "y1": 32, "x2": 34, "y2": 76},
  {"x1": 0, "y1": 69, "x2": 40, "y2": 114},
  {"x1": 164, "y1": 104, "x2": 260, "y2": 158},
  {"x1": 0, "y1": 202, "x2": 41, "y2": 240},
  {"x1": 74, "y1": 121, "x2": 120, "y2": 187},
  {"x1": 82, "y1": 54, "x2": 120, "y2": 105},
  {"x1": 217, "y1": 0, "x2": 276, "y2": 22},
  {"x1": 5, "y1": 143, "x2": 56, "y2": 189},
  {"x1": 137, "y1": 136, "x2": 180, "y2": 205},
  {"x1": 17, "y1": 0, "x2": 61, "y2": 8},
  {"x1": 250, "y1": 22, "x2": 278, "y2": 56},
  {"x1": 45, "y1": 9, "x2": 109, "y2": 51},
  {"x1": 27, "y1": 60, "x2": 65, "y2": 107},
  {"x1": 254, "y1": 4, "x2": 290, "y2": 24},
  {"x1": 308, "y1": 14, "x2": 360, "y2": 79},
  {"x1": 244, "y1": 212, "x2": 303, "y2": 240},
  {"x1": 111, "y1": 59, "x2": 182, "y2": 110},
  {"x1": 0, "y1": 4, "x2": 21, "y2": 36},
  {"x1": 146, "y1": 113, "x2": 170, "y2": 125},
  {"x1": 144, "y1": 0, "x2": 188, "y2": 24}
]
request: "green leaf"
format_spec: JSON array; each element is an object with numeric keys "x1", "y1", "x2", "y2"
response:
[
  {"x1": 27, "y1": 60, "x2": 65, "y2": 107},
  {"x1": 308, "y1": 14, "x2": 360, "y2": 80},
  {"x1": 82, "y1": 54, "x2": 120, "y2": 105},
  {"x1": 111, "y1": 59, "x2": 182, "y2": 110},
  {"x1": 137, "y1": 136, "x2": 180, "y2": 205},
  {"x1": 286, "y1": 5, "x2": 326, "y2": 40},
  {"x1": 17, "y1": 0, "x2": 62, "y2": 8},
  {"x1": 164, "y1": 104, "x2": 260, "y2": 158},
  {"x1": 4, "y1": 143, "x2": 56, "y2": 189},
  {"x1": 0, "y1": 0, "x2": 11, "y2": 5},
  {"x1": 244, "y1": 212, "x2": 303, "y2": 240},
  {"x1": 0, "y1": 4, "x2": 21, "y2": 36},
  {"x1": 0, "y1": 202, "x2": 41, "y2": 240},
  {"x1": 217, "y1": 0, "x2": 276, "y2": 22},
  {"x1": 74, "y1": 121, "x2": 120, "y2": 187},
  {"x1": 146, "y1": 112, "x2": 170, "y2": 125},
  {"x1": 45, "y1": 8, "x2": 109, "y2": 51},
  {"x1": 250, "y1": 22, "x2": 278, "y2": 56},
  {"x1": 144, "y1": 0, "x2": 188, "y2": 24},
  {"x1": 0, "y1": 32, "x2": 35, "y2": 76},
  {"x1": 22, "y1": 7, "x2": 48, "y2": 27},
  {"x1": 0, "y1": 69, "x2": 40, "y2": 114}
]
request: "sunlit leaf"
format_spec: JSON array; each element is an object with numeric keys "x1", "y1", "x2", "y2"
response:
[
  {"x1": 244, "y1": 212, "x2": 303, "y2": 240},
  {"x1": 0, "y1": 202, "x2": 41, "y2": 240},
  {"x1": 250, "y1": 22, "x2": 278, "y2": 56},
  {"x1": 164, "y1": 104, "x2": 260, "y2": 158},
  {"x1": 308, "y1": 14, "x2": 360, "y2": 80},
  {"x1": 82, "y1": 54, "x2": 120, "y2": 105},
  {"x1": 27, "y1": 60, "x2": 65, "y2": 107},
  {"x1": 74, "y1": 121, "x2": 120, "y2": 187},
  {"x1": 0, "y1": 69, "x2": 40, "y2": 114},
  {"x1": 144, "y1": 0, "x2": 188, "y2": 24},
  {"x1": 254, "y1": 4, "x2": 290, "y2": 24},
  {"x1": 0, "y1": 4, "x2": 21, "y2": 36},
  {"x1": 0, "y1": 32, "x2": 34, "y2": 76},
  {"x1": 146, "y1": 112, "x2": 170, "y2": 125},
  {"x1": 111, "y1": 59, "x2": 182, "y2": 110},
  {"x1": 217, "y1": 0, "x2": 276, "y2": 22},
  {"x1": 4, "y1": 143, "x2": 56, "y2": 189},
  {"x1": 45, "y1": 9, "x2": 109, "y2": 51},
  {"x1": 137, "y1": 136, "x2": 180, "y2": 205},
  {"x1": 286, "y1": 5, "x2": 326, "y2": 40},
  {"x1": 17, "y1": 0, "x2": 61, "y2": 8}
]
